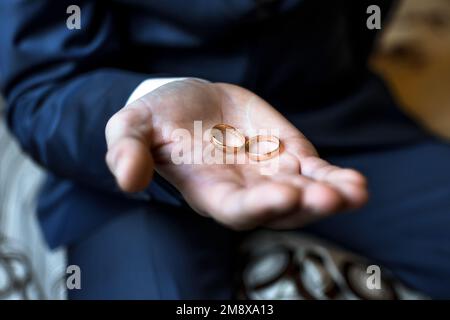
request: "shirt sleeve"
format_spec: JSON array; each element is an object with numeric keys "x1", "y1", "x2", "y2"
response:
[{"x1": 126, "y1": 78, "x2": 189, "y2": 105}]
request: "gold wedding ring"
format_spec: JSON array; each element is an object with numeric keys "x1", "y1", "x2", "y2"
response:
[
  {"x1": 210, "y1": 124, "x2": 281, "y2": 161},
  {"x1": 210, "y1": 124, "x2": 245, "y2": 153},
  {"x1": 245, "y1": 135, "x2": 280, "y2": 161}
]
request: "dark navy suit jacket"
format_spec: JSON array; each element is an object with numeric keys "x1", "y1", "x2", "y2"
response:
[{"x1": 0, "y1": 0, "x2": 425, "y2": 248}]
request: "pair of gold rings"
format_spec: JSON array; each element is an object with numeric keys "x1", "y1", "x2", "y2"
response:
[{"x1": 210, "y1": 124, "x2": 280, "y2": 161}]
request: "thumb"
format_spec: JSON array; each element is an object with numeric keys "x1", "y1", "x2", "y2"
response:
[{"x1": 105, "y1": 102, "x2": 154, "y2": 193}]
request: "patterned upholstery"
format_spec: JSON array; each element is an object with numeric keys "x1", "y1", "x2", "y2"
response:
[
  {"x1": 0, "y1": 97, "x2": 66, "y2": 300},
  {"x1": 239, "y1": 231, "x2": 426, "y2": 300}
]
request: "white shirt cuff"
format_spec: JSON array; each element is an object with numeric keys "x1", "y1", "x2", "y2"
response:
[{"x1": 126, "y1": 77, "x2": 188, "y2": 105}]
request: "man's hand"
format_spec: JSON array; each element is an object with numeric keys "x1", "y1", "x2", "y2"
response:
[{"x1": 105, "y1": 79, "x2": 368, "y2": 230}]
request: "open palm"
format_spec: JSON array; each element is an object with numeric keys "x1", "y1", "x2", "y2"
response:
[{"x1": 105, "y1": 79, "x2": 368, "y2": 230}]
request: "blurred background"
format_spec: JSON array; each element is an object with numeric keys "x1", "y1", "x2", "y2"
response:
[
  {"x1": 0, "y1": 0, "x2": 449, "y2": 299},
  {"x1": 372, "y1": 0, "x2": 450, "y2": 140}
]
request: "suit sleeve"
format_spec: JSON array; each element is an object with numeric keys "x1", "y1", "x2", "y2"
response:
[{"x1": 0, "y1": 0, "x2": 156, "y2": 194}]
